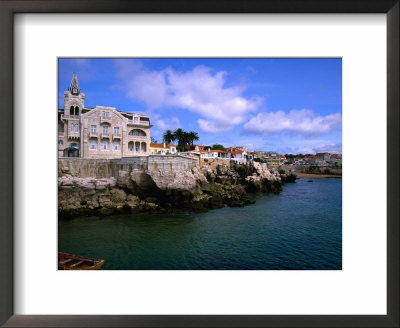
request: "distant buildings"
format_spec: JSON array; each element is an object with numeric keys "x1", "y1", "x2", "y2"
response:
[
  {"x1": 329, "y1": 154, "x2": 342, "y2": 164},
  {"x1": 316, "y1": 152, "x2": 331, "y2": 162}
]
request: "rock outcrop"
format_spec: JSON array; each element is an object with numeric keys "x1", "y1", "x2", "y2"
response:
[{"x1": 58, "y1": 158, "x2": 291, "y2": 218}]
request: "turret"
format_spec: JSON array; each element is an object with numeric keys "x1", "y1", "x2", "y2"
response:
[{"x1": 64, "y1": 72, "x2": 85, "y2": 116}]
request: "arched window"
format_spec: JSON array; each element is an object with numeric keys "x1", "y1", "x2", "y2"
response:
[
  {"x1": 75, "y1": 106, "x2": 79, "y2": 116},
  {"x1": 129, "y1": 129, "x2": 146, "y2": 137},
  {"x1": 135, "y1": 142, "x2": 140, "y2": 152},
  {"x1": 70, "y1": 142, "x2": 79, "y2": 149},
  {"x1": 101, "y1": 141, "x2": 109, "y2": 150},
  {"x1": 128, "y1": 141, "x2": 134, "y2": 151},
  {"x1": 141, "y1": 142, "x2": 146, "y2": 152},
  {"x1": 70, "y1": 106, "x2": 74, "y2": 116},
  {"x1": 112, "y1": 141, "x2": 120, "y2": 151},
  {"x1": 58, "y1": 140, "x2": 63, "y2": 145},
  {"x1": 89, "y1": 140, "x2": 97, "y2": 150}
]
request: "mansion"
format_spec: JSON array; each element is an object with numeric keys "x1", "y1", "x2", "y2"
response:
[{"x1": 58, "y1": 73, "x2": 152, "y2": 159}]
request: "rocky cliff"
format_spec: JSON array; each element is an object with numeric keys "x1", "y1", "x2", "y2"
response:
[{"x1": 58, "y1": 158, "x2": 291, "y2": 218}]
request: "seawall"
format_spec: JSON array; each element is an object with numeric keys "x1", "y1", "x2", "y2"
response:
[
  {"x1": 58, "y1": 155, "x2": 287, "y2": 218},
  {"x1": 58, "y1": 155, "x2": 199, "y2": 179}
]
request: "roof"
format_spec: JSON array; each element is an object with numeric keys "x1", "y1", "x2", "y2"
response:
[
  {"x1": 316, "y1": 152, "x2": 330, "y2": 156},
  {"x1": 150, "y1": 143, "x2": 164, "y2": 148},
  {"x1": 188, "y1": 149, "x2": 227, "y2": 154},
  {"x1": 165, "y1": 142, "x2": 177, "y2": 148},
  {"x1": 330, "y1": 154, "x2": 341, "y2": 158},
  {"x1": 230, "y1": 150, "x2": 245, "y2": 154}
]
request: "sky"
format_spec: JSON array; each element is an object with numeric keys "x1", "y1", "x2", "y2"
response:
[{"x1": 58, "y1": 58, "x2": 342, "y2": 154}]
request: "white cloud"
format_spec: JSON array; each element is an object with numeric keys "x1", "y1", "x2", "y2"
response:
[
  {"x1": 115, "y1": 62, "x2": 262, "y2": 133},
  {"x1": 243, "y1": 109, "x2": 341, "y2": 136},
  {"x1": 278, "y1": 143, "x2": 343, "y2": 155},
  {"x1": 154, "y1": 117, "x2": 181, "y2": 131}
]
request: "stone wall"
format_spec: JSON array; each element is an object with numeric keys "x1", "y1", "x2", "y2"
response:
[{"x1": 58, "y1": 155, "x2": 199, "y2": 179}]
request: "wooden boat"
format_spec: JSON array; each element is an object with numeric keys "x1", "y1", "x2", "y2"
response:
[{"x1": 58, "y1": 252, "x2": 104, "y2": 270}]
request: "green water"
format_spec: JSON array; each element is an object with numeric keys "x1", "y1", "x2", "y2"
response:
[{"x1": 58, "y1": 178, "x2": 342, "y2": 270}]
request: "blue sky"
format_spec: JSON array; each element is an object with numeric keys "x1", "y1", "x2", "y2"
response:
[{"x1": 58, "y1": 58, "x2": 342, "y2": 154}]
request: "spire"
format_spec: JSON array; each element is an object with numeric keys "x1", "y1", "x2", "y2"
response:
[{"x1": 68, "y1": 72, "x2": 80, "y2": 95}]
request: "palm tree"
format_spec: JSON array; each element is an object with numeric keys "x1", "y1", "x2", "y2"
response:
[
  {"x1": 163, "y1": 130, "x2": 175, "y2": 144},
  {"x1": 187, "y1": 131, "x2": 199, "y2": 149},
  {"x1": 173, "y1": 128, "x2": 186, "y2": 149}
]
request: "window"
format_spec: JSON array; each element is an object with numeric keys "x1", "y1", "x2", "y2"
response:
[
  {"x1": 134, "y1": 117, "x2": 139, "y2": 123},
  {"x1": 102, "y1": 111, "x2": 110, "y2": 118},
  {"x1": 114, "y1": 127, "x2": 120, "y2": 135},
  {"x1": 101, "y1": 141, "x2": 109, "y2": 150},
  {"x1": 135, "y1": 142, "x2": 140, "y2": 152},
  {"x1": 89, "y1": 140, "x2": 97, "y2": 150},
  {"x1": 58, "y1": 140, "x2": 63, "y2": 145},
  {"x1": 128, "y1": 142, "x2": 134, "y2": 151},
  {"x1": 70, "y1": 106, "x2": 74, "y2": 116},
  {"x1": 129, "y1": 129, "x2": 146, "y2": 136},
  {"x1": 71, "y1": 124, "x2": 78, "y2": 132},
  {"x1": 102, "y1": 125, "x2": 108, "y2": 134},
  {"x1": 75, "y1": 106, "x2": 79, "y2": 116},
  {"x1": 91, "y1": 125, "x2": 97, "y2": 133},
  {"x1": 113, "y1": 141, "x2": 120, "y2": 151}
]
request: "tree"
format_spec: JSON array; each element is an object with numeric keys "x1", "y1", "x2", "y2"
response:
[
  {"x1": 163, "y1": 130, "x2": 175, "y2": 144},
  {"x1": 172, "y1": 128, "x2": 201, "y2": 151},
  {"x1": 151, "y1": 137, "x2": 158, "y2": 143},
  {"x1": 173, "y1": 128, "x2": 186, "y2": 149},
  {"x1": 211, "y1": 144, "x2": 225, "y2": 151},
  {"x1": 187, "y1": 131, "x2": 199, "y2": 148}
]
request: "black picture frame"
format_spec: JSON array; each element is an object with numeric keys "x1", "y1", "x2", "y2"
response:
[{"x1": 0, "y1": 1, "x2": 398, "y2": 327}]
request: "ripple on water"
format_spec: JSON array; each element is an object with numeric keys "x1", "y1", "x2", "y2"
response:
[{"x1": 58, "y1": 178, "x2": 342, "y2": 270}]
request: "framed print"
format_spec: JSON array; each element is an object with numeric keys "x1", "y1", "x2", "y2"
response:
[{"x1": 0, "y1": 0, "x2": 398, "y2": 327}]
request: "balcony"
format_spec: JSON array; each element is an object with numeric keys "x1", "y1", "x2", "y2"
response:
[
  {"x1": 101, "y1": 132, "x2": 110, "y2": 139},
  {"x1": 61, "y1": 114, "x2": 79, "y2": 121},
  {"x1": 113, "y1": 133, "x2": 121, "y2": 140},
  {"x1": 89, "y1": 131, "x2": 98, "y2": 138},
  {"x1": 100, "y1": 116, "x2": 112, "y2": 124},
  {"x1": 68, "y1": 131, "x2": 80, "y2": 139},
  {"x1": 127, "y1": 119, "x2": 149, "y2": 126}
]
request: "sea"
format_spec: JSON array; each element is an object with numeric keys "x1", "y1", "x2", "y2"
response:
[{"x1": 58, "y1": 178, "x2": 342, "y2": 270}]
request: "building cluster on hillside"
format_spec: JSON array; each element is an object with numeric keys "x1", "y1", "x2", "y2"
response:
[
  {"x1": 283, "y1": 152, "x2": 342, "y2": 166},
  {"x1": 58, "y1": 73, "x2": 341, "y2": 167}
]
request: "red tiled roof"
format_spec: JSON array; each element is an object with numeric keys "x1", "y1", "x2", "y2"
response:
[
  {"x1": 150, "y1": 143, "x2": 164, "y2": 148},
  {"x1": 188, "y1": 149, "x2": 227, "y2": 153},
  {"x1": 230, "y1": 150, "x2": 245, "y2": 154},
  {"x1": 150, "y1": 142, "x2": 177, "y2": 149}
]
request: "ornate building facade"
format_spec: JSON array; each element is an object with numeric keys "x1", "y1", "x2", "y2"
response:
[{"x1": 58, "y1": 73, "x2": 152, "y2": 158}]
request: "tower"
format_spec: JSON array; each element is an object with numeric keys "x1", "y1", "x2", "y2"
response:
[{"x1": 64, "y1": 72, "x2": 85, "y2": 116}]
